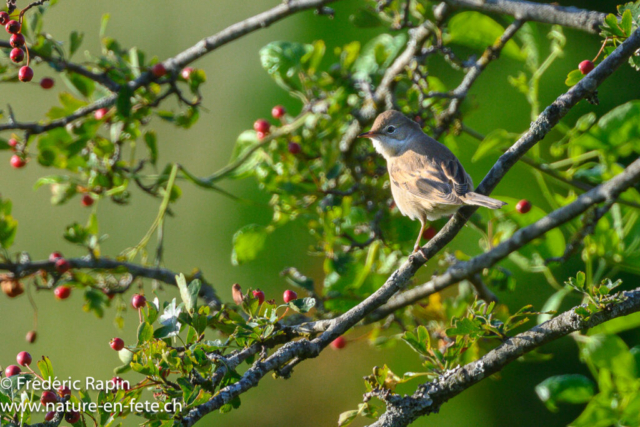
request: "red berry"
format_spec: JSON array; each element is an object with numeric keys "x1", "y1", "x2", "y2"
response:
[
  {"x1": 288, "y1": 142, "x2": 301, "y2": 154},
  {"x1": 16, "y1": 351, "x2": 32, "y2": 366},
  {"x1": 579, "y1": 60, "x2": 595, "y2": 75},
  {"x1": 256, "y1": 131, "x2": 266, "y2": 140},
  {"x1": 181, "y1": 67, "x2": 194, "y2": 80},
  {"x1": 10, "y1": 155, "x2": 25, "y2": 168},
  {"x1": 271, "y1": 105, "x2": 286, "y2": 119},
  {"x1": 131, "y1": 293, "x2": 146, "y2": 309},
  {"x1": 57, "y1": 385, "x2": 71, "y2": 398},
  {"x1": 65, "y1": 411, "x2": 80, "y2": 424},
  {"x1": 81, "y1": 194, "x2": 94, "y2": 207},
  {"x1": 283, "y1": 289, "x2": 298, "y2": 303},
  {"x1": 0, "y1": 11, "x2": 9, "y2": 25},
  {"x1": 151, "y1": 63, "x2": 167, "y2": 78},
  {"x1": 44, "y1": 411, "x2": 55, "y2": 421},
  {"x1": 110, "y1": 376, "x2": 129, "y2": 391},
  {"x1": 9, "y1": 47, "x2": 24, "y2": 63},
  {"x1": 4, "y1": 365, "x2": 20, "y2": 377},
  {"x1": 18, "y1": 66, "x2": 33, "y2": 82},
  {"x1": 40, "y1": 391, "x2": 58, "y2": 405},
  {"x1": 49, "y1": 251, "x2": 63, "y2": 262},
  {"x1": 10, "y1": 33, "x2": 25, "y2": 48},
  {"x1": 94, "y1": 108, "x2": 108, "y2": 120},
  {"x1": 110, "y1": 337, "x2": 124, "y2": 351},
  {"x1": 253, "y1": 119, "x2": 270, "y2": 134},
  {"x1": 55, "y1": 258, "x2": 71, "y2": 273},
  {"x1": 331, "y1": 336, "x2": 347, "y2": 349},
  {"x1": 5, "y1": 19, "x2": 20, "y2": 34},
  {"x1": 516, "y1": 199, "x2": 532, "y2": 214},
  {"x1": 40, "y1": 77, "x2": 54, "y2": 89},
  {"x1": 54, "y1": 285, "x2": 71, "y2": 300},
  {"x1": 25, "y1": 330, "x2": 37, "y2": 343},
  {"x1": 252, "y1": 290, "x2": 265, "y2": 305},
  {"x1": 422, "y1": 226, "x2": 437, "y2": 240},
  {"x1": 8, "y1": 138, "x2": 18, "y2": 149}
]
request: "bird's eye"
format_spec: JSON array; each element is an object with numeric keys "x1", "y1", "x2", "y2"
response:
[{"x1": 386, "y1": 126, "x2": 396, "y2": 133}]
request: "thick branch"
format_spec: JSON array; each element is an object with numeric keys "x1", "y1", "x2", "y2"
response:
[
  {"x1": 369, "y1": 157, "x2": 640, "y2": 320},
  {"x1": 369, "y1": 286, "x2": 640, "y2": 426},
  {"x1": 0, "y1": 0, "x2": 341, "y2": 134},
  {"x1": 442, "y1": 0, "x2": 606, "y2": 34},
  {"x1": 0, "y1": 256, "x2": 221, "y2": 310}
]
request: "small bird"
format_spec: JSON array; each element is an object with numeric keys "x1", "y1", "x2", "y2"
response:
[{"x1": 358, "y1": 110, "x2": 506, "y2": 254}]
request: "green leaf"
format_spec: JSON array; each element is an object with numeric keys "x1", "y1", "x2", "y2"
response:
[
  {"x1": 352, "y1": 33, "x2": 406, "y2": 80},
  {"x1": 231, "y1": 224, "x2": 270, "y2": 266},
  {"x1": 175, "y1": 274, "x2": 200, "y2": 313},
  {"x1": 62, "y1": 72, "x2": 95, "y2": 98},
  {"x1": 288, "y1": 297, "x2": 316, "y2": 313},
  {"x1": 226, "y1": 131, "x2": 262, "y2": 180},
  {"x1": 259, "y1": 41, "x2": 313, "y2": 90},
  {"x1": 37, "y1": 356, "x2": 54, "y2": 381},
  {"x1": 472, "y1": 129, "x2": 518, "y2": 162},
  {"x1": 580, "y1": 334, "x2": 636, "y2": 383},
  {"x1": 535, "y1": 374, "x2": 595, "y2": 412},
  {"x1": 69, "y1": 31, "x2": 84, "y2": 58},
  {"x1": 116, "y1": 86, "x2": 133, "y2": 118},
  {"x1": 338, "y1": 410, "x2": 359, "y2": 427},
  {"x1": 589, "y1": 311, "x2": 640, "y2": 336},
  {"x1": 622, "y1": 9, "x2": 633, "y2": 36},
  {"x1": 137, "y1": 322, "x2": 153, "y2": 345},
  {"x1": 118, "y1": 349, "x2": 134, "y2": 365},
  {"x1": 402, "y1": 325, "x2": 430, "y2": 356},
  {"x1": 444, "y1": 12, "x2": 524, "y2": 60},
  {"x1": 576, "y1": 271, "x2": 586, "y2": 289},
  {"x1": 349, "y1": 8, "x2": 382, "y2": 28},
  {"x1": 144, "y1": 131, "x2": 158, "y2": 165},
  {"x1": 604, "y1": 13, "x2": 625, "y2": 37},
  {"x1": 565, "y1": 69, "x2": 584, "y2": 87}
]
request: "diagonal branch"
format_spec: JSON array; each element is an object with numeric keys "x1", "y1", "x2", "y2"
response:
[
  {"x1": 369, "y1": 157, "x2": 640, "y2": 321},
  {"x1": 368, "y1": 286, "x2": 640, "y2": 427},
  {"x1": 442, "y1": 0, "x2": 606, "y2": 34},
  {"x1": 0, "y1": 0, "x2": 342, "y2": 134}
]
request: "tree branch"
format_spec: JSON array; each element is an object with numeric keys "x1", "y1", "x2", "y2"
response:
[
  {"x1": 0, "y1": 0, "x2": 341, "y2": 134},
  {"x1": 0, "y1": 256, "x2": 221, "y2": 310},
  {"x1": 368, "y1": 286, "x2": 640, "y2": 426},
  {"x1": 442, "y1": 0, "x2": 606, "y2": 34}
]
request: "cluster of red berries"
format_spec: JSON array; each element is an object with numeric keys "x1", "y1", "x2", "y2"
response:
[{"x1": 252, "y1": 106, "x2": 301, "y2": 154}]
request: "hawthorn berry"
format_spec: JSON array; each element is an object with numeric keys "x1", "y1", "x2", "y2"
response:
[
  {"x1": 55, "y1": 258, "x2": 71, "y2": 273},
  {"x1": 10, "y1": 155, "x2": 25, "y2": 168},
  {"x1": 516, "y1": 199, "x2": 532, "y2": 214},
  {"x1": 54, "y1": 285, "x2": 71, "y2": 300},
  {"x1": 40, "y1": 77, "x2": 54, "y2": 89},
  {"x1": 81, "y1": 194, "x2": 94, "y2": 207},
  {"x1": 151, "y1": 63, "x2": 167, "y2": 78},
  {"x1": 94, "y1": 108, "x2": 109, "y2": 120},
  {"x1": 253, "y1": 119, "x2": 270, "y2": 134},
  {"x1": 579, "y1": 60, "x2": 595, "y2": 75},
  {"x1": 0, "y1": 11, "x2": 9, "y2": 25},
  {"x1": 57, "y1": 385, "x2": 71, "y2": 398},
  {"x1": 8, "y1": 138, "x2": 18, "y2": 149},
  {"x1": 422, "y1": 226, "x2": 437, "y2": 241},
  {"x1": 5, "y1": 19, "x2": 19, "y2": 34},
  {"x1": 252, "y1": 289, "x2": 265, "y2": 305},
  {"x1": 65, "y1": 411, "x2": 80, "y2": 424},
  {"x1": 16, "y1": 351, "x2": 32, "y2": 366},
  {"x1": 256, "y1": 131, "x2": 266, "y2": 140},
  {"x1": 18, "y1": 66, "x2": 33, "y2": 82},
  {"x1": 131, "y1": 293, "x2": 146, "y2": 309},
  {"x1": 110, "y1": 337, "x2": 124, "y2": 351},
  {"x1": 49, "y1": 251, "x2": 63, "y2": 262},
  {"x1": 271, "y1": 105, "x2": 286, "y2": 119},
  {"x1": 283, "y1": 289, "x2": 297, "y2": 303},
  {"x1": 288, "y1": 142, "x2": 301, "y2": 154},
  {"x1": 4, "y1": 365, "x2": 20, "y2": 377},
  {"x1": 110, "y1": 376, "x2": 129, "y2": 391},
  {"x1": 9, "y1": 47, "x2": 23, "y2": 63},
  {"x1": 25, "y1": 330, "x2": 37, "y2": 343},
  {"x1": 331, "y1": 336, "x2": 347, "y2": 349},
  {"x1": 181, "y1": 67, "x2": 194, "y2": 80},
  {"x1": 44, "y1": 411, "x2": 55, "y2": 422},
  {"x1": 10, "y1": 33, "x2": 25, "y2": 48},
  {"x1": 40, "y1": 391, "x2": 58, "y2": 405}
]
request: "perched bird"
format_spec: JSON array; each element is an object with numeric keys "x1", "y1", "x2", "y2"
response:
[{"x1": 358, "y1": 110, "x2": 506, "y2": 254}]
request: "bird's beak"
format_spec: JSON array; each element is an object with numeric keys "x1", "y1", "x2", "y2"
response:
[{"x1": 358, "y1": 131, "x2": 377, "y2": 138}]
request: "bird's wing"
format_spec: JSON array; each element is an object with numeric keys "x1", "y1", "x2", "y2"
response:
[
  {"x1": 388, "y1": 156, "x2": 461, "y2": 205},
  {"x1": 440, "y1": 158, "x2": 471, "y2": 195}
]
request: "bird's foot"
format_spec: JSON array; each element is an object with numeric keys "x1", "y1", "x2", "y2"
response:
[{"x1": 412, "y1": 246, "x2": 429, "y2": 262}]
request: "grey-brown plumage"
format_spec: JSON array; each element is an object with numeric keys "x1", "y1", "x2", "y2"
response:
[{"x1": 358, "y1": 110, "x2": 506, "y2": 253}]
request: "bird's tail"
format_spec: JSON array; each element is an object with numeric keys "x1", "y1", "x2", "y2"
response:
[{"x1": 462, "y1": 192, "x2": 506, "y2": 210}]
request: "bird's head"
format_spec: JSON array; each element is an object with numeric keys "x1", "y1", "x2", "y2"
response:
[{"x1": 358, "y1": 110, "x2": 420, "y2": 158}]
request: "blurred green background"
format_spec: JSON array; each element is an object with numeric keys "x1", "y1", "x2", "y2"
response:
[{"x1": 1, "y1": 0, "x2": 639, "y2": 425}]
